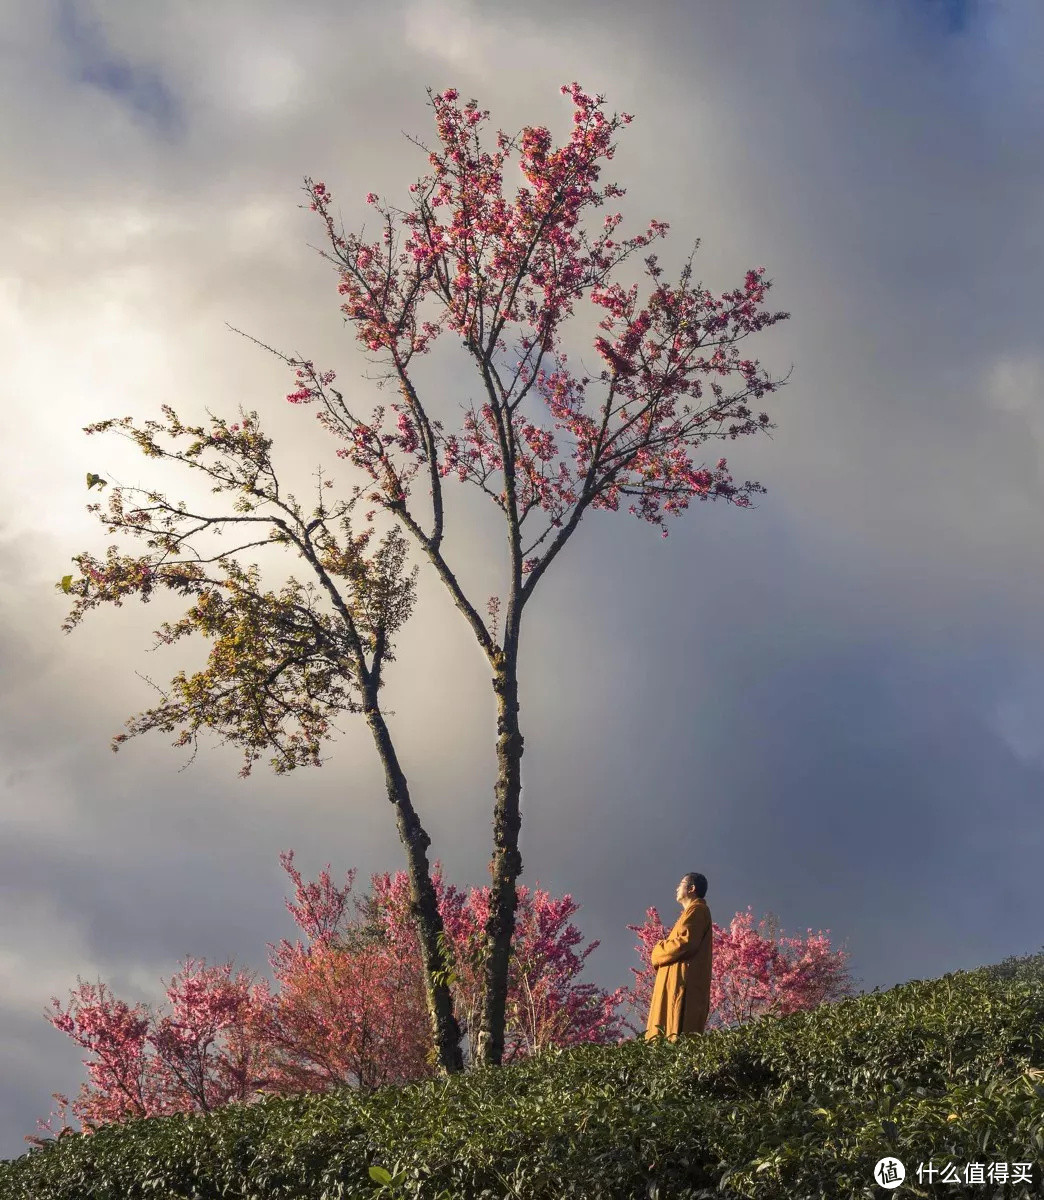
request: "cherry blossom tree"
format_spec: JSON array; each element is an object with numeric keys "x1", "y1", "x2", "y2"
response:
[
  {"x1": 29, "y1": 959, "x2": 279, "y2": 1145},
  {"x1": 245, "y1": 80, "x2": 790, "y2": 1065},
  {"x1": 358, "y1": 858, "x2": 630, "y2": 1063},
  {"x1": 266, "y1": 850, "x2": 629, "y2": 1069}
]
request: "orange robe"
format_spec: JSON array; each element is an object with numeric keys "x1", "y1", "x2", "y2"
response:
[{"x1": 645, "y1": 898, "x2": 713, "y2": 1040}]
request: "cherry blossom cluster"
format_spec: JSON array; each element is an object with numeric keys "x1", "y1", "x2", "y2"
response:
[
  {"x1": 622, "y1": 904, "x2": 854, "y2": 1034},
  {"x1": 282, "y1": 81, "x2": 787, "y2": 549}
]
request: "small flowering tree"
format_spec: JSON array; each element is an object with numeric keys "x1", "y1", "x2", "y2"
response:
[
  {"x1": 29, "y1": 959, "x2": 279, "y2": 1144},
  {"x1": 240, "y1": 79, "x2": 790, "y2": 1067},
  {"x1": 359, "y1": 859, "x2": 630, "y2": 1063},
  {"x1": 621, "y1": 905, "x2": 856, "y2": 1035}
]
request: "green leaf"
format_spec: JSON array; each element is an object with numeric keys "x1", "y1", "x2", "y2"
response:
[
  {"x1": 368, "y1": 1165, "x2": 393, "y2": 1185},
  {"x1": 86, "y1": 473, "x2": 108, "y2": 491},
  {"x1": 60, "y1": 575, "x2": 73, "y2": 594}
]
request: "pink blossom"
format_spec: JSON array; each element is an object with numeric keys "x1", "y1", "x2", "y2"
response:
[
  {"x1": 289, "y1": 86, "x2": 785, "y2": 528},
  {"x1": 619, "y1": 905, "x2": 854, "y2": 1036}
]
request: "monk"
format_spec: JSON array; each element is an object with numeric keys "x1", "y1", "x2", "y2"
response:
[{"x1": 645, "y1": 872, "x2": 713, "y2": 1041}]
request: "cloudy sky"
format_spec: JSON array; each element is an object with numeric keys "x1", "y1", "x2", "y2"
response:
[{"x1": 3, "y1": 0, "x2": 1044, "y2": 1159}]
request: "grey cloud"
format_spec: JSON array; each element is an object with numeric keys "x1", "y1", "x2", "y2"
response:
[{"x1": 54, "y1": 0, "x2": 183, "y2": 136}]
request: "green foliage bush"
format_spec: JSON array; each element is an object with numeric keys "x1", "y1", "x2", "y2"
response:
[{"x1": 2, "y1": 954, "x2": 1042, "y2": 1199}]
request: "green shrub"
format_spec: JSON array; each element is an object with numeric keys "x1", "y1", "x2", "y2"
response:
[{"x1": 3, "y1": 955, "x2": 1042, "y2": 1198}]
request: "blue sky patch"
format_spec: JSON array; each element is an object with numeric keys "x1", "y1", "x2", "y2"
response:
[{"x1": 930, "y1": 0, "x2": 973, "y2": 33}]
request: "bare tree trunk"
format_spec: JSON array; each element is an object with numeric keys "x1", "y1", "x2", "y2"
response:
[
  {"x1": 473, "y1": 659, "x2": 524, "y2": 1067},
  {"x1": 364, "y1": 704, "x2": 464, "y2": 1075}
]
